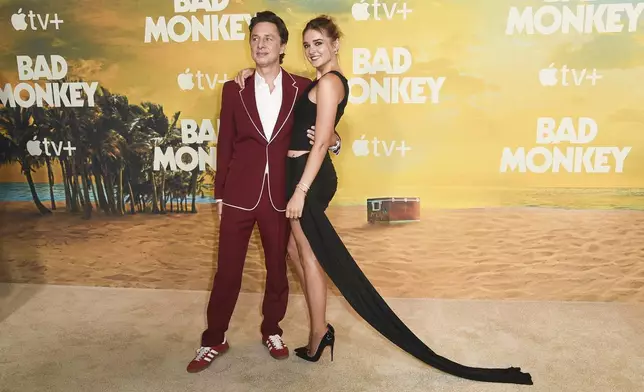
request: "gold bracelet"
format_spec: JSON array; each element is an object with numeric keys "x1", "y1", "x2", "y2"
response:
[
  {"x1": 298, "y1": 182, "x2": 310, "y2": 191},
  {"x1": 296, "y1": 183, "x2": 309, "y2": 194}
]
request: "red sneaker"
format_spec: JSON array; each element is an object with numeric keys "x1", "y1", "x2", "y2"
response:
[
  {"x1": 186, "y1": 339, "x2": 230, "y2": 373},
  {"x1": 263, "y1": 334, "x2": 289, "y2": 360}
]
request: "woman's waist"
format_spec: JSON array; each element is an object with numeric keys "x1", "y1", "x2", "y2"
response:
[
  {"x1": 287, "y1": 154, "x2": 337, "y2": 186},
  {"x1": 287, "y1": 149, "x2": 310, "y2": 158},
  {"x1": 286, "y1": 151, "x2": 334, "y2": 167}
]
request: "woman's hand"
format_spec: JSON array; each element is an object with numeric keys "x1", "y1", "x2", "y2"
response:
[
  {"x1": 234, "y1": 68, "x2": 255, "y2": 88},
  {"x1": 286, "y1": 188, "x2": 306, "y2": 219}
]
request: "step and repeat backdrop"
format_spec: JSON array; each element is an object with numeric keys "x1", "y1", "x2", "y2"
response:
[{"x1": 1, "y1": 0, "x2": 643, "y2": 302}]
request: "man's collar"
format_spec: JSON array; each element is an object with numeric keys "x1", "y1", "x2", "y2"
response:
[{"x1": 255, "y1": 68, "x2": 283, "y2": 87}]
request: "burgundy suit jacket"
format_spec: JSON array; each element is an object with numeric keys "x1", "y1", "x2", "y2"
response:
[{"x1": 214, "y1": 68, "x2": 313, "y2": 212}]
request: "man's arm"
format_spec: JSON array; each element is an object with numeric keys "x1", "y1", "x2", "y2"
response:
[{"x1": 214, "y1": 83, "x2": 235, "y2": 203}]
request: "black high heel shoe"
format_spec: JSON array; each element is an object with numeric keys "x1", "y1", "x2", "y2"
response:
[
  {"x1": 295, "y1": 324, "x2": 335, "y2": 362},
  {"x1": 295, "y1": 324, "x2": 335, "y2": 355}
]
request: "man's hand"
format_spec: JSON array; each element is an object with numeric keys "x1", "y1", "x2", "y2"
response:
[
  {"x1": 306, "y1": 125, "x2": 315, "y2": 145},
  {"x1": 308, "y1": 125, "x2": 340, "y2": 152},
  {"x1": 307, "y1": 125, "x2": 316, "y2": 145}
]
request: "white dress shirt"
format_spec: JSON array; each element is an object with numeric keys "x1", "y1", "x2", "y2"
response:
[
  {"x1": 255, "y1": 70, "x2": 283, "y2": 174},
  {"x1": 255, "y1": 70, "x2": 283, "y2": 141}
]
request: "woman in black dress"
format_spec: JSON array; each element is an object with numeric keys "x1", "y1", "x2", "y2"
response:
[{"x1": 234, "y1": 15, "x2": 533, "y2": 386}]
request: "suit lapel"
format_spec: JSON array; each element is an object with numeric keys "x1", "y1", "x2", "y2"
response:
[
  {"x1": 269, "y1": 70, "x2": 298, "y2": 144},
  {"x1": 238, "y1": 73, "x2": 267, "y2": 142}
]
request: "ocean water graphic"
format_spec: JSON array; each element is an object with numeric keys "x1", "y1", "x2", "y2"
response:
[
  {"x1": 1, "y1": 182, "x2": 643, "y2": 210},
  {"x1": 0, "y1": 182, "x2": 217, "y2": 204}
]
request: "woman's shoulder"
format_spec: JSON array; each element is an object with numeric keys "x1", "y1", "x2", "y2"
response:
[
  {"x1": 323, "y1": 70, "x2": 347, "y2": 82},
  {"x1": 317, "y1": 71, "x2": 348, "y2": 104},
  {"x1": 318, "y1": 71, "x2": 347, "y2": 90}
]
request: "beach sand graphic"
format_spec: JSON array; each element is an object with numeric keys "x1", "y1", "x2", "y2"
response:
[{"x1": 2, "y1": 201, "x2": 643, "y2": 302}]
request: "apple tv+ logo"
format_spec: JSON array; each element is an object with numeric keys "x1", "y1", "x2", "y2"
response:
[
  {"x1": 351, "y1": 0, "x2": 412, "y2": 21},
  {"x1": 26, "y1": 136, "x2": 76, "y2": 157},
  {"x1": 177, "y1": 68, "x2": 229, "y2": 91},
  {"x1": 538, "y1": 64, "x2": 603, "y2": 87},
  {"x1": 10, "y1": 8, "x2": 64, "y2": 31},
  {"x1": 352, "y1": 135, "x2": 411, "y2": 158}
]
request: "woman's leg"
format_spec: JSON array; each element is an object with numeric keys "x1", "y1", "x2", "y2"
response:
[
  {"x1": 289, "y1": 217, "x2": 328, "y2": 354},
  {"x1": 287, "y1": 233, "x2": 307, "y2": 294},
  {"x1": 286, "y1": 232, "x2": 312, "y2": 348}
]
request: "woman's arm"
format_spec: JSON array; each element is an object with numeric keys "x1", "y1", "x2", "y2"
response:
[
  {"x1": 296, "y1": 75, "x2": 344, "y2": 191},
  {"x1": 307, "y1": 126, "x2": 341, "y2": 155}
]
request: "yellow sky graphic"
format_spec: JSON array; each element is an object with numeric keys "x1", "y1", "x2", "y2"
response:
[{"x1": 1, "y1": 0, "x2": 643, "y2": 203}]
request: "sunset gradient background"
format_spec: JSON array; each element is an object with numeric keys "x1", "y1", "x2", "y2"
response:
[{"x1": 1, "y1": 0, "x2": 642, "y2": 208}]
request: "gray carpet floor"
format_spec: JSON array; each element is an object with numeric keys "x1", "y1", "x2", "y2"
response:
[{"x1": 1, "y1": 283, "x2": 643, "y2": 392}]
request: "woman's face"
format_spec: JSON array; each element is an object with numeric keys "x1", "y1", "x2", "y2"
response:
[{"x1": 302, "y1": 28, "x2": 338, "y2": 69}]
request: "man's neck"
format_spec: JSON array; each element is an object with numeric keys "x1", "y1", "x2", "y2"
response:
[{"x1": 256, "y1": 64, "x2": 281, "y2": 89}]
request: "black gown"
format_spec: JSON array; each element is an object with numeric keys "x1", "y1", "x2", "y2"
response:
[{"x1": 285, "y1": 71, "x2": 533, "y2": 386}]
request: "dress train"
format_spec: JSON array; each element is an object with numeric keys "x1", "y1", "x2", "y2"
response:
[{"x1": 298, "y1": 198, "x2": 533, "y2": 386}]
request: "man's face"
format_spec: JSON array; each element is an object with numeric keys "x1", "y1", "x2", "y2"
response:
[{"x1": 250, "y1": 22, "x2": 285, "y2": 67}]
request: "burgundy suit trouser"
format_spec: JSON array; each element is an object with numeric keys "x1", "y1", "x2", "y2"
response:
[{"x1": 201, "y1": 177, "x2": 290, "y2": 346}]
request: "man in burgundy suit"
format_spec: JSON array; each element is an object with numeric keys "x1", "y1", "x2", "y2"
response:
[{"x1": 186, "y1": 11, "x2": 341, "y2": 373}]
